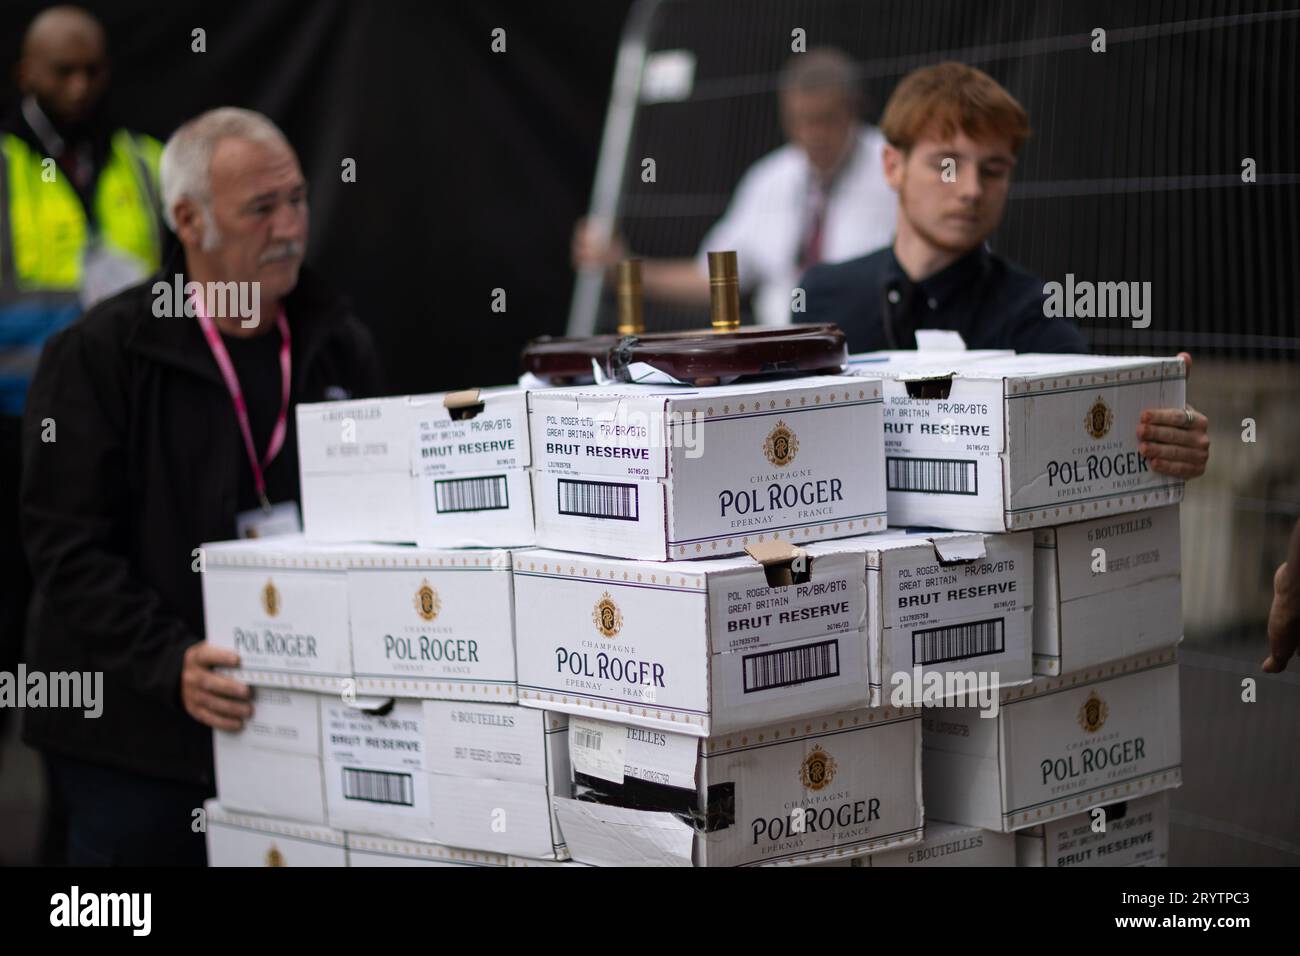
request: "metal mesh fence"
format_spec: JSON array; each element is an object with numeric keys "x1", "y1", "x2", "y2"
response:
[{"x1": 573, "y1": 0, "x2": 1299, "y2": 363}]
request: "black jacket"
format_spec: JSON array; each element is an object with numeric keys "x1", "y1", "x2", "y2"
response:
[
  {"x1": 798, "y1": 245, "x2": 1088, "y2": 353},
  {"x1": 19, "y1": 262, "x2": 382, "y2": 788}
]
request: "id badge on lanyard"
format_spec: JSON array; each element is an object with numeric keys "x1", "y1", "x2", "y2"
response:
[{"x1": 192, "y1": 291, "x2": 302, "y2": 538}]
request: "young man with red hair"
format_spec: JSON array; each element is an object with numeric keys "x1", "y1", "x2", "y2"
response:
[{"x1": 800, "y1": 62, "x2": 1209, "y2": 480}]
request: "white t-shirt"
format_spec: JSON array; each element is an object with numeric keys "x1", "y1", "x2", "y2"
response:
[{"x1": 696, "y1": 125, "x2": 896, "y2": 326}]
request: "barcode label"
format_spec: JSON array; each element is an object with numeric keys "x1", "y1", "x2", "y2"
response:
[
  {"x1": 557, "y1": 479, "x2": 639, "y2": 520},
  {"x1": 887, "y1": 456, "x2": 978, "y2": 495},
  {"x1": 742, "y1": 639, "x2": 840, "y2": 693},
  {"x1": 572, "y1": 728, "x2": 602, "y2": 751},
  {"x1": 435, "y1": 475, "x2": 509, "y2": 513},
  {"x1": 342, "y1": 767, "x2": 415, "y2": 806},
  {"x1": 912, "y1": 618, "x2": 1005, "y2": 665}
]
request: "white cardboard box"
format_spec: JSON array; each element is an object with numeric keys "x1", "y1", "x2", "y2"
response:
[
  {"x1": 322, "y1": 697, "x2": 435, "y2": 841},
  {"x1": 345, "y1": 834, "x2": 508, "y2": 867},
  {"x1": 923, "y1": 647, "x2": 1181, "y2": 832},
  {"x1": 346, "y1": 544, "x2": 518, "y2": 700},
  {"x1": 554, "y1": 706, "x2": 922, "y2": 867},
  {"x1": 296, "y1": 394, "x2": 422, "y2": 543},
  {"x1": 844, "y1": 352, "x2": 1186, "y2": 531},
  {"x1": 204, "y1": 800, "x2": 346, "y2": 867},
  {"x1": 202, "y1": 537, "x2": 352, "y2": 692},
  {"x1": 296, "y1": 388, "x2": 535, "y2": 547},
  {"x1": 860, "y1": 530, "x2": 1033, "y2": 706},
  {"x1": 869, "y1": 821, "x2": 1016, "y2": 867},
  {"x1": 528, "y1": 375, "x2": 886, "y2": 560},
  {"x1": 423, "y1": 701, "x2": 571, "y2": 859},
  {"x1": 513, "y1": 546, "x2": 871, "y2": 736},
  {"x1": 1034, "y1": 505, "x2": 1182, "y2": 675},
  {"x1": 213, "y1": 687, "x2": 327, "y2": 824},
  {"x1": 1016, "y1": 792, "x2": 1170, "y2": 866}
]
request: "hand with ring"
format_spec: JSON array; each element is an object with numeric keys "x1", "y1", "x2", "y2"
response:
[{"x1": 1136, "y1": 352, "x2": 1211, "y2": 480}]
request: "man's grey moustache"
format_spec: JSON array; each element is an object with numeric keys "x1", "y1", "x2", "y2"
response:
[{"x1": 260, "y1": 244, "x2": 304, "y2": 264}]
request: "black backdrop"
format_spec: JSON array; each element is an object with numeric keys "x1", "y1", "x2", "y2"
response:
[
  {"x1": 0, "y1": 0, "x2": 632, "y2": 395},
  {"x1": 4, "y1": 1, "x2": 1297, "y2": 387}
]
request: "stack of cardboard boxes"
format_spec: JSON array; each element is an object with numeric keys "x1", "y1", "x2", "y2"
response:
[
  {"x1": 848, "y1": 351, "x2": 1185, "y2": 867},
  {"x1": 201, "y1": 350, "x2": 1185, "y2": 867},
  {"x1": 202, "y1": 389, "x2": 571, "y2": 866}
]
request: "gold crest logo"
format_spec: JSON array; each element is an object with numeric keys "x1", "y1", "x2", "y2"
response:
[
  {"x1": 592, "y1": 592, "x2": 622, "y2": 638},
  {"x1": 414, "y1": 579, "x2": 441, "y2": 622},
  {"x1": 262, "y1": 578, "x2": 280, "y2": 618},
  {"x1": 1078, "y1": 691, "x2": 1109, "y2": 734},
  {"x1": 265, "y1": 843, "x2": 285, "y2": 867},
  {"x1": 764, "y1": 420, "x2": 799, "y2": 467},
  {"x1": 1085, "y1": 396, "x2": 1114, "y2": 439},
  {"x1": 799, "y1": 746, "x2": 837, "y2": 791}
]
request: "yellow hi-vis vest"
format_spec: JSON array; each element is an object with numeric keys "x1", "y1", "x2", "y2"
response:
[{"x1": 0, "y1": 129, "x2": 163, "y2": 292}]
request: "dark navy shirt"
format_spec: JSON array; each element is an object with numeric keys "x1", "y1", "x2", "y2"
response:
[{"x1": 797, "y1": 245, "x2": 1088, "y2": 353}]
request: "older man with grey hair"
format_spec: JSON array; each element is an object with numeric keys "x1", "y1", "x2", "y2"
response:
[
  {"x1": 572, "y1": 47, "x2": 895, "y2": 326},
  {"x1": 20, "y1": 107, "x2": 382, "y2": 865}
]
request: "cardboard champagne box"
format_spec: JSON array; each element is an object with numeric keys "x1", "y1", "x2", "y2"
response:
[
  {"x1": 553, "y1": 706, "x2": 922, "y2": 867},
  {"x1": 859, "y1": 529, "x2": 1033, "y2": 706},
  {"x1": 204, "y1": 800, "x2": 346, "y2": 867},
  {"x1": 212, "y1": 687, "x2": 327, "y2": 824},
  {"x1": 1016, "y1": 792, "x2": 1170, "y2": 866},
  {"x1": 322, "y1": 697, "x2": 435, "y2": 841},
  {"x1": 528, "y1": 375, "x2": 886, "y2": 560},
  {"x1": 202, "y1": 536, "x2": 353, "y2": 692},
  {"x1": 1033, "y1": 505, "x2": 1182, "y2": 675},
  {"x1": 423, "y1": 701, "x2": 571, "y2": 859},
  {"x1": 923, "y1": 647, "x2": 1181, "y2": 832},
  {"x1": 296, "y1": 388, "x2": 534, "y2": 547},
  {"x1": 513, "y1": 546, "x2": 871, "y2": 736},
  {"x1": 844, "y1": 352, "x2": 1186, "y2": 531},
  {"x1": 868, "y1": 821, "x2": 1016, "y2": 867},
  {"x1": 345, "y1": 544, "x2": 518, "y2": 700}
]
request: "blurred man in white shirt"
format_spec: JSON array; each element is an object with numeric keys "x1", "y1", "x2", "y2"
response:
[{"x1": 572, "y1": 48, "x2": 895, "y2": 327}]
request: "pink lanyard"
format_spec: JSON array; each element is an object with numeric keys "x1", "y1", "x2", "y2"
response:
[{"x1": 192, "y1": 294, "x2": 292, "y2": 511}]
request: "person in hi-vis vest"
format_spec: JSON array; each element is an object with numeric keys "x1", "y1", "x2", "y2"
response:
[
  {"x1": 1, "y1": 6, "x2": 165, "y2": 416},
  {"x1": 0, "y1": 6, "x2": 164, "y2": 793}
]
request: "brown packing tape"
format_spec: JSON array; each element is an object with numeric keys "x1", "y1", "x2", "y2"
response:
[
  {"x1": 443, "y1": 388, "x2": 482, "y2": 410},
  {"x1": 744, "y1": 541, "x2": 809, "y2": 588},
  {"x1": 744, "y1": 540, "x2": 804, "y2": 566}
]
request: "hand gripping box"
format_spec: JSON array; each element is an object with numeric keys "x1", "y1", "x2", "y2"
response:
[
  {"x1": 346, "y1": 835, "x2": 508, "y2": 868},
  {"x1": 345, "y1": 544, "x2": 518, "y2": 701},
  {"x1": 322, "y1": 697, "x2": 435, "y2": 841},
  {"x1": 859, "y1": 530, "x2": 1033, "y2": 706},
  {"x1": 1016, "y1": 792, "x2": 1170, "y2": 867},
  {"x1": 553, "y1": 706, "x2": 922, "y2": 867},
  {"x1": 528, "y1": 376, "x2": 886, "y2": 560},
  {"x1": 202, "y1": 537, "x2": 353, "y2": 692},
  {"x1": 296, "y1": 388, "x2": 534, "y2": 547},
  {"x1": 213, "y1": 687, "x2": 327, "y2": 824},
  {"x1": 423, "y1": 701, "x2": 571, "y2": 860},
  {"x1": 1033, "y1": 505, "x2": 1182, "y2": 675},
  {"x1": 844, "y1": 352, "x2": 1186, "y2": 531},
  {"x1": 868, "y1": 821, "x2": 1016, "y2": 867},
  {"x1": 512, "y1": 545, "x2": 871, "y2": 736},
  {"x1": 923, "y1": 647, "x2": 1182, "y2": 832},
  {"x1": 204, "y1": 800, "x2": 347, "y2": 867}
]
